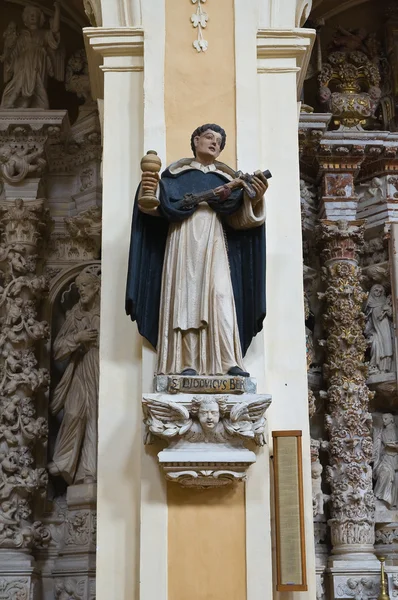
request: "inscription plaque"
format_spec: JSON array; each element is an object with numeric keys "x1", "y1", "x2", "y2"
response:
[{"x1": 272, "y1": 430, "x2": 307, "y2": 592}]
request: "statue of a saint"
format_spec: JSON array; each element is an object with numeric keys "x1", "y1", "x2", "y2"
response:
[
  {"x1": 48, "y1": 269, "x2": 100, "y2": 485},
  {"x1": 364, "y1": 284, "x2": 394, "y2": 373},
  {"x1": 126, "y1": 124, "x2": 268, "y2": 376},
  {"x1": 0, "y1": 3, "x2": 64, "y2": 109},
  {"x1": 373, "y1": 413, "x2": 398, "y2": 508}
]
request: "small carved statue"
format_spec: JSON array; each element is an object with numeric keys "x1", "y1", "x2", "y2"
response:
[
  {"x1": 48, "y1": 268, "x2": 100, "y2": 485},
  {"x1": 126, "y1": 124, "x2": 268, "y2": 377},
  {"x1": 312, "y1": 459, "x2": 325, "y2": 517},
  {"x1": 364, "y1": 284, "x2": 394, "y2": 374},
  {"x1": 373, "y1": 413, "x2": 398, "y2": 508},
  {"x1": 0, "y1": 3, "x2": 64, "y2": 109},
  {"x1": 65, "y1": 49, "x2": 94, "y2": 107},
  {"x1": 143, "y1": 395, "x2": 270, "y2": 446},
  {"x1": 0, "y1": 144, "x2": 46, "y2": 184}
]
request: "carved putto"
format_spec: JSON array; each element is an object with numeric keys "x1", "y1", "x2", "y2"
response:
[
  {"x1": 0, "y1": 3, "x2": 64, "y2": 109},
  {"x1": 0, "y1": 143, "x2": 46, "y2": 184},
  {"x1": 143, "y1": 395, "x2": 270, "y2": 446},
  {"x1": 364, "y1": 284, "x2": 394, "y2": 374}
]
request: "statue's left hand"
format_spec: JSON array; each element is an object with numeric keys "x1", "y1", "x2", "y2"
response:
[{"x1": 251, "y1": 172, "x2": 268, "y2": 204}]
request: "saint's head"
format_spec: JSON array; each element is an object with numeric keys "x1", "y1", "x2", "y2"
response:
[
  {"x1": 191, "y1": 124, "x2": 226, "y2": 166},
  {"x1": 22, "y1": 5, "x2": 45, "y2": 29}
]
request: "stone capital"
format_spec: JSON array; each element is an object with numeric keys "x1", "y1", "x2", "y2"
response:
[
  {"x1": 256, "y1": 29, "x2": 316, "y2": 97},
  {"x1": 84, "y1": 27, "x2": 144, "y2": 100}
]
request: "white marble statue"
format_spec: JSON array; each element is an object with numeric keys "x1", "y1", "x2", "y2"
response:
[
  {"x1": 364, "y1": 284, "x2": 394, "y2": 373},
  {"x1": 48, "y1": 269, "x2": 100, "y2": 485},
  {"x1": 0, "y1": 3, "x2": 64, "y2": 109},
  {"x1": 373, "y1": 413, "x2": 398, "y2": 508}
]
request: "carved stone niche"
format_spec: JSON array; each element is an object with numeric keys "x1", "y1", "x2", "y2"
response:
[{"x1": 143, "y1": 378, "x2": 271, "y2": 488}]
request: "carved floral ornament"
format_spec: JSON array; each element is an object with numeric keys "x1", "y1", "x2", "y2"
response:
[{"x1": 191, "y1": 0, "x2": 208, "y2": 52}]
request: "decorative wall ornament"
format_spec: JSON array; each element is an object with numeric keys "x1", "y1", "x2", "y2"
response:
[
  {"x1": 0, "y1": 4, "x2": 64, "y2": 110},
  {"x1": 0, "y1": 199, "x2": 50, "y2": 550},
  {"x1": 319, "y1": 220, "x2": 375, "y2": 555},
  {"x1": 318, "y1": 29, "x2": 382, "y2": 130},
  {"x1": 48, "y1": 267, "x2": 100, "y2": 485},
  {"x1": 0, "y1": 143, "x2": 46, "y2": 184},
  {"x1": 364, "y1": 286, "x2": 394, "y2": 375},
  {"x1": 336, "y1": 577, "x2": 379, "y2": 599},
  {"x1": 47, "y1": 208, "x2": 102, "y2": 265},
  {"x1": 142, "y1": 391, "x2": 271, "y2": 487},
  {"x1": 191, "y1": 0, "x2": 208, "y2": 52}
]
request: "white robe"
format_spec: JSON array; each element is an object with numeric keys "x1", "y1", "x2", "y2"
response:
[{"x1": 139, "y1": 160, "x2": 266, "y2": 375}]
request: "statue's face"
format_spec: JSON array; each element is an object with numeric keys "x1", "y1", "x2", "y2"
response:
[
  {"x1": 24, "y1": 7, "x2": 41, "y2": 28},
  {"x1": 372, "y1": 285, "x2": 384, "y2": 298},
  {"x1": 77, "y1": 279, "x2": 99, "y2": 306},
  {"x1": 194, "y1": 129, "x2": 222, "y2": 162},
  {"x1": 198, "y1": 401, "x2": 220, "y2": 431},
  {"x1": 383, "y1": 413, "x2": 394, "y2": 426}
]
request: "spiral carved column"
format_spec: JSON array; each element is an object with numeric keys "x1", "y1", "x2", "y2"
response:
[
  {"x1": 0, "y1": 198, "x2": 50, "y2": 595},
  {"x1": 319, "y1": 221, "x2": 375, "y2": 559}
]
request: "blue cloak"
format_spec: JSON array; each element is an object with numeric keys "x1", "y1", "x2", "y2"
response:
[{"x1": 125, "y1": 166, "x2": 266, "y2": 356}]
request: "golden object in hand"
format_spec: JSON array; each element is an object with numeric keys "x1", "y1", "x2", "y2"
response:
[
  {"x1": 378, "y1": 556, "x2": 390, "y2": 600},
  {"x1": 140, "y1": 150, "x2": 161, "y2": 210}
]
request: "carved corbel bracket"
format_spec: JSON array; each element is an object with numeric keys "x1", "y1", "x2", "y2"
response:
[
  {"x1": 0, "y1": 110, "x2": 69, "y2": 201},
  {"x1": 142, "y1": 389, "x2": 271, "y2": 488}
]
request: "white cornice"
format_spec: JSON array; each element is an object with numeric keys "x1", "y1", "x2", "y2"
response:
[
  {"x1": 257, "y1": 28, "x2": 315, "y2": 98},
  {"x1": 83, "y1": 27, "x2": 144, "y2": 99}
]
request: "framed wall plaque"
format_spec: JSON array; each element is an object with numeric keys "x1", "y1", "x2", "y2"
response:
[{"x1": 272, "y1": 430, "x2": 307, "y2": 592}]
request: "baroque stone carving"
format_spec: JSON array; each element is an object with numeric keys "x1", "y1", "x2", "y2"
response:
[
  {"x1": 0, "y1": 199, "x2": 50, "y2": 549},
  {"x1": 0, "y1": 4, "x2": 64, "y2": 110},
  {"x1": 336, "y1": 577, "x2": 379, "y2": 599},
  {"x1": 319, "y1": 221, "x2": 375, "y2": 554},
  {"x1": 318, "y1": 28, "x2": 381, "y2": 130},
  {"x1": 373, "y1": 413, "x2": 398, "y2": 508},
  {"x1": 143, "y1": 394, "x2": 270, "y2": 445},
  {"x1": 48, "y1": 266, "x2": 100, "y2": 485},
  {"x1": 54, "y1": 578, "x2": 85, "y2": 600},
  {"x1": 0, "y1": 578, "x2": 29, "y2": 600},
  {"x1": 65, "y1": 50, "x2": 94, "y2": 109},
  {"x1": 364, "y1": 285, "x2": 394, "y2": 374},
  {"x1": 191, "y1": 0, "x2": 208, "y2": 52},
  {"x1": 142, "y1": 390, "x2": 271, "y2": 487},
  {"x1": 48, "y1": 208, "x2": 102, "y2": 263},
  {"x1": 0, "y1": 143, "x2": 46, "y2": 184}
]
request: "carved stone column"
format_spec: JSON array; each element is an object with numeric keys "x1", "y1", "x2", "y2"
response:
[
  {"x1": 319, "y1": 220, "x2": 379, "y2": 597},
  {"x1": 0, "y1": 198, "x2": 50, "y2": 596}
]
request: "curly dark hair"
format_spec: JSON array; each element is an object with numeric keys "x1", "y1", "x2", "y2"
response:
[{"x1": 190, "y1": 124, "x2": 226, "y2": 157}]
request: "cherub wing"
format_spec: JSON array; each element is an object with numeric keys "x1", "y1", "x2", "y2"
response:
[
  {"x1": 142, "y1": 398, "x2": 192, "y2": 443},
  {"x1": 226, "y1": 397, "x2": 270, "y2": 446}
]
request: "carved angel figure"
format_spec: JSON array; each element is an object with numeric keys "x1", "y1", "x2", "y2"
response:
[
  {"x1": 48, "y1": 268, "x2": 100, "y2": 485},
  {"x1": 142, "y1": 395, "x2": 270, "y2": 446},
  {"x1": 373, "y1": 413, "x2": 398, "y2": 508},
  {"x1": 0, "y1": 3, "x2": 64, "y2": 109},
  {"x1": 0, "y1": 145, "x2": 46, "y2": 184},
  {"x1": 364, "y1": 284, "x2": 394, "y2": 373}
]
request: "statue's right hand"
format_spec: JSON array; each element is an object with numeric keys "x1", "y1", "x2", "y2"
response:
[
  {"x1": 141, "y1": 171, "x2": 159, "y2": 194},
  {"x1": 74, "y1": 329, "x2": 98, "y2": 344}
]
